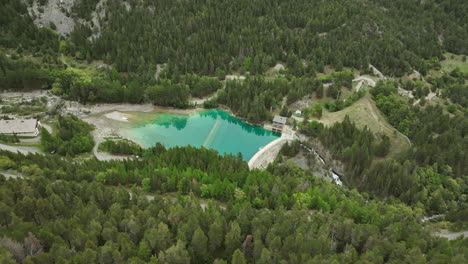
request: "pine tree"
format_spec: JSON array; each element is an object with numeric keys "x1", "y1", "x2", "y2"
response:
[
  {"x1": 231, "y1": 249, "x2": 246, "y2": 264},
  {"x1": 191, "y1": 228, "x2": 208, "y2": 263}
]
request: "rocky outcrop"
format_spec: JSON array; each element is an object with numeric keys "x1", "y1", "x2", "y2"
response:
[
  {"x1": 26, "y1": 0, "x2": 108, "y2": 38},
  {"x1": 27, "y1": 0, "x2": 77, "y2": 35}
]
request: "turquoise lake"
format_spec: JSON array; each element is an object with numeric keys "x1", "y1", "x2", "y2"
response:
[{"x1": 123, "y1": 109, "x2": 280, "y2": 161}]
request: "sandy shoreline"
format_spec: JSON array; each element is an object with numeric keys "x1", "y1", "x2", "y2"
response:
[
  {"x1": 103, "y1": 107, "x2": 204, "y2": 122},
  {"x1": 83, "y1": 106, "x2": 208, "y2": 150}
]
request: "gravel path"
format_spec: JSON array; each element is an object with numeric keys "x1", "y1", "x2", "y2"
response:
[
  {"x1": 0, "y1": 170, "x2": 25, "y2": 179},
  {"x1": 291, "y1": 115, "x2": 304, "y2": 123},
  {"x1": 89, "y1": 128, "x2": 129, "y2": 162},
  {"x1": 0, "y1": 143, "x2": 40, "y2": 155},
  {"x1": 353, "y1": 76, "x2": 377, "y2": 88},
  {"x1": 369, "y1": 64, "x2": 386, "y2": 79},
  {"x1": 434, "y1": 231, "x2": 468, "y2": 240},
  {"x1": 189, "y1": 93, "x2": 217, "y2": 105}
]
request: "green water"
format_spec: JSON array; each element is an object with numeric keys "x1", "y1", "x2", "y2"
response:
[{"x1": 124, "y1": 109, "x2": 280, "y2": 161}]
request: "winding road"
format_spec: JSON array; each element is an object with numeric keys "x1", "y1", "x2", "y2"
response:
[
  {"x1": 91, "y1": 130, "x2": 129, "y2": 161},
  {"x1": 0, "y1": 143, "x2": 40, "y2": 155}
]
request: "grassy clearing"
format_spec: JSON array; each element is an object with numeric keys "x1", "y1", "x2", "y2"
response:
[
  {"x1": 316, "y1": 66, "x2": 360, "y2": 77},
  {"x1": 59, "y1": 55, "x2": 114, "y2": 78},
  {"x1": 310, "y1": 93, "x2": 411, "y2": 157},
  {"x1": 441, "y1": 52, "x2": 468, "y2": 73},
  {"x1": 427, "y1": 52, "x2": 468, "y2": 78}
]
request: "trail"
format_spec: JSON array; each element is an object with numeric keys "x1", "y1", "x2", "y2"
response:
[
  {"x1": 353, "y1": 76, "x2": 377, "y2": 88},
  {"x1": 434, "y1": 231, "x2": 468, "y2": 240},
  {"x1": 90, "y1": 129, "x2": 128, "y2": 161},
  {"x1": 369, "y1": 64, "x2": 386, "y2": 79},
  {"x1": 0, "y1": 170, "x2": 25, "y2": 179},
  {"x1": 0, "y1": 143, "x2": 40, "y2": 155},
  {"x1": 202, "y1": 119, "x2": 222, "y2": 148},
  {"x1": 189, "y1": 92, "x2": 218, "y2": 105}
]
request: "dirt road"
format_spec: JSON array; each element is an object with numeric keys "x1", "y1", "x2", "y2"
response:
[
  {"x1": 0, "y1": 170, "x2": 25, "y2": 179},
  {"x1": 434, "y1": 231, "x2": 468, "y2": 240},
  {"x1": 0, "y1": 143, "x2": 40, "y2": 155}
]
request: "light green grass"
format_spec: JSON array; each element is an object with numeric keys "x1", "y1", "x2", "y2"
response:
[
  {"x1": 310, "y1": 94, "x2": 411, "y2": 158},
  {"x1": 441, "y1": 52, "x2": 468, "y2": 73}
]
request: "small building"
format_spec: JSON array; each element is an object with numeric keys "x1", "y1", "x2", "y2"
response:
[
  {"x1": 272, "y1": 115, "x2": 287, "y2": 133},
  {"x1": 0, "y1": 119, "x2": 41, "y2": 137},
  {"x1": 295, "y1": 110, "x2": 302, "y2": 116}
]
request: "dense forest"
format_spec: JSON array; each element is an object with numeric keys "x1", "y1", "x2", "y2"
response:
[
  {"x1": 1, "y1": 0, "x2": 467, "y2": 119},
  {"x1": 1, "y1": 146, "x2": 468, "y2": 263},
  {"x1": 77, "y1": 0, "x2": 467, "y2": 76},
  {"x1": 3, "y1": 0, "x2": 468, "y2": 82}
]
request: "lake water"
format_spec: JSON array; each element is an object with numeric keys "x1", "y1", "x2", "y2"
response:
[{"x1": 123, "y1": 109, "x2": 280, "y2": 161}]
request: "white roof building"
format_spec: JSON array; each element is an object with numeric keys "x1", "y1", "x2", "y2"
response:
[
  {"x1": 272, "y1": 115, "x2": 287, "y2": 133},
  {"x1": 273, "y1": 115, "x2": 287, "y2": 125},
  {"x1": 0, "y1": 119, "x2": 41, "y2": 137}
]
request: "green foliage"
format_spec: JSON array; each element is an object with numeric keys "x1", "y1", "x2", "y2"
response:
[
  {"x1": 279, "y1": 106, "x2": 291, "y2": 118},
  {"x1": 72, "y1": 0, "x2": 468, "y2": 76},
  {"x1": 447, "y1": 104, "x2": 457, "y2": 113},
  {"x1": 191, "y1": 228, "x2": 209, "y2": 262},
  {"x1": 231, "y1": 250, "x2": 246, "y2": 264},
  {"x1": 280, "y1": 140, "x2": 301, "y2": 157},
  {"x1": 141, "y1": 178, "x2": 151, "y2": 192},
  {"x1": 0, "y1": 140, "x2": 467, "y2": 263},
  {"x1": 71, "y1": 0, "x2": 99, "y2": 20},
  {"x1": 218, "y1": 77, "x2": 316, "y2": 123},
  {"x1": 373, "y1": 135, "x2": 390, "y2": 157},
  {"x1": 98, "y1": 139, "x2": 143, "y2": 156},
  {"x1": 324, "y1": 89, "x2": 366, "y2": 112},
  {"x1": 0, "y1": 156, "x2": 15, "y2": 169},
  {"x1": 40, "y1": 115, "x2": 94, "y2": 156},
  {"x1": 0, "y1": 0, "x2": 59, "y2": 55},
  {"x1": 372, "y1": 82, "x2": 415, "y2": 135},
  {"x1": 0, "y1": 98, "x2": 48, "y2": 115},
  {"x1": 184, "y1": 75, "x2": 221, "y2": 98},
  {"x1": 430, "y1": 72, "x2": 468, "y2": 107},
  {"x1": 312, "y1": 103, "x2": 323, "y2": 119},
  {"x1": 0, "y1": 54, "x2": 53, "y2": 91},
  {"x1": 305, "y1": 80, "x2": 467, "y2": 216},
  {"x1": 317, "y1": 116, "x2": 375, "y2": 184},
  {"x1": 146, "y1": 80, "x2": 190, "y2": 108},
  {"x1": 202, "y1": 97, "x2": 218, "y2": 109},
  {"x1": 0, "y1": 1, "x2": 468, "y2": 262},
  {"x1": 372, "y1": 81, "x2": 467, "y2": 177},
  {"x1": 300, "y1": 120, "x2": 324, "y2": 137},
  {"x1": 0, "y1": 134, "x2": 19, "y2": 144}
]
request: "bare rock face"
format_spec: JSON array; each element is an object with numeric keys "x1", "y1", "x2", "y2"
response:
[
  {"x1": 27, "y1": 0, "x2": 77, "y2": 35},
  {"x1": 26, "y1": 0, "x2": 108, "y2": 38}
]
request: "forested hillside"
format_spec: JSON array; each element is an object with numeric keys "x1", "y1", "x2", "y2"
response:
[
  {"x1": 1, "y1": 0, "x2": 467, "y2": 110},
  {"x1": 1, "y1": 0, "x2": 468, "y2": 263},
  {"x1": 1, "y1": 147, "x2": 467, "y2": 263},
  {"x1": 72, "y1": 0, "x2": 467, "y2": 76}
]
